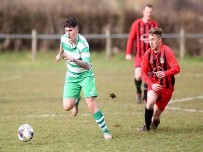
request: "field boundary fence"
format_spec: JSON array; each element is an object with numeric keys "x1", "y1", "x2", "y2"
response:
[{"x1": 0, "y1": 28, "x2": 203, "y2": 61}]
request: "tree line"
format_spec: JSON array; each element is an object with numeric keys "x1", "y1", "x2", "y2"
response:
[{"x1": 0, "y1": 0, "x2": 202, "y2": 56}]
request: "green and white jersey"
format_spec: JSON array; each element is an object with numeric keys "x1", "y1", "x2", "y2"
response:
[{"x1": 61, "y1": 34, "x2": 94, "y2": 82}]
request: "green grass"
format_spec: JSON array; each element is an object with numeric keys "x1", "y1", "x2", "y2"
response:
[{"x1": 0, "y1": 51, "x2": 203, "y2": 152}]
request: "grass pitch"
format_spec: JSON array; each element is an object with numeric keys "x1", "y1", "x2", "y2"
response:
[{"x1": 0, "y1": 51, "x2": 203, "y2": 152}]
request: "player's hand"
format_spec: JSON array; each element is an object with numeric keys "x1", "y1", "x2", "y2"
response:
[
  {"x1": 62, "y1": 53, "x2": 74, "y2": 62},
  {"x1": 56, "y1": 53, "x2": 61, "y2": 62},
  {"x1": 156, "y1": 71, "x2": 165, "y2": 78},
  {"x1": 152, "y1": 83, "x2": 162, "y2": 91},
  {"x1": 126, "y1": 54, "x2": 132, "y2": 61}
]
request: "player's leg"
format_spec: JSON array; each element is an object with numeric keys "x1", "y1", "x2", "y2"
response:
[
  {"x1": 71, "y1": 97, "x2": 81, "y2": 116},
  {"x1": 83, "y1": 76, "x2": 112, "y2": 139},
  {"x1": 63, "y1": 98, "x2": 75, "y2": 111},
  {"x1": 152, "y1": 88, "x2": 174, "y2": 129},
  {"x1": 151, "y1": 104, "x2": 161, "y2": 129},
  {"x1": 143, "y1": 83, "x2": 148, "y2": 103},
  {"x1": 137, "y1": 90, "x2": 158, "y2": 131},
  {"x1": 145, "y1": 90, "x2": 158, "y2": 130},
  {"x1": 134, "y1": 67, "x2": 142, "y2": 104},
  {"x1": 63, "y1": 79, "x2": 81, "y2": 116},
  {"x1": 63, "y1": 98, "x2": 81, "y2": 116},
  {"x1": 85, "y1": 97, "x2": 112, "y2": 139}
]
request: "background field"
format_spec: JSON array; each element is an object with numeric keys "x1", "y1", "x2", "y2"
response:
[{"x1": 0, "y1": 52, "x2": 203, "y2": 152}]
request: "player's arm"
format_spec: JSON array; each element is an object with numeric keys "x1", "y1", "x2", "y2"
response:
[
  {"x1": 141, "y1": 52, "x2": 153, "y2": 87},
  {"x1": 126, "y1": 22, "x2": 137, "y2": 60},
  {"x1": 72, "y1": 58, "x2": 91, "y2": 70},
  {"x1": 62, "y1": 45, "x2": 91, "y2": 70},
  {"x1": 164, "y1": 50, "x2": 180, "y2": 76},
  {"x1": 62, "y1": 52, "x2": 91, "y2": 70},
  {"x1": 56, "y1": 43, "x2": 64, "y2": 62}
]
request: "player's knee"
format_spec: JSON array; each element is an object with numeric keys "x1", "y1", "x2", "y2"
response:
[
  {"x1": 146, "y1": 103, "x2": 154, "y2": 109},
  {"x1": 63, "y1": 98, "x2": 75, "y2": 111},
  {"x1": 63, "y1": 105, "x2": 72, "y2": 111},
  {"x1": 135, "y1": 75, "x2": 142, "y2": 80},
  {"x1": 63, "y1": 102, "x2": 73, "y2": 111}
]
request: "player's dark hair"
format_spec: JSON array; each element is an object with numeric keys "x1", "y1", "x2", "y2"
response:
[
  {"x1": 149, "y1": 27, "x2": 162, "y2": 37},
  {"x1": 64, "y1": 17, "x2": 78, "y2": 28},
  {"x1": 145, "y1": 4, "x2": 153, "y2": 8}
]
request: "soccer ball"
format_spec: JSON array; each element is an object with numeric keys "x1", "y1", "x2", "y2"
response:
[{"x1": 18, "y1": 124, "x2": 34, "y2": 142}]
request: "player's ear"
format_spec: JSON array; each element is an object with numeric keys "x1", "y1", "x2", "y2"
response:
[
  {"x1": 76, "y1": 27, "x2": 79, "y2": 33},
  {"x1": 158, "y1": 35, "x2": 161, "y2": 42},
  {"x1": 159, "y1": 38, "x2": 162, "y2": 43}
]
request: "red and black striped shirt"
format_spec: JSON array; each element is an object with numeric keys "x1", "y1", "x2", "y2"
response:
[
  {"x1": 126, "y1": 18, "x2": 158, "y2": 58},
  {"x1": 141, "y1": 44, "x2": 180, "y2": 89}
]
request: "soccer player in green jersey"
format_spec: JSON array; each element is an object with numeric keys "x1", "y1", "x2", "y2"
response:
[{"x1": 56, "y1": 17, "x2": 112, "y2": 140}]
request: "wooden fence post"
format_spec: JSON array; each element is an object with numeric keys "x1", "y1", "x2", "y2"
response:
[
  {"x1": 32, "y1": 29, "x2": 37, "y2": 61},
  {"x1": 105, "y1": 26, "x2": 111, "y2": 59},
  {"x1": 180, "y1": 27, "x2": 185, "y2": 60}
]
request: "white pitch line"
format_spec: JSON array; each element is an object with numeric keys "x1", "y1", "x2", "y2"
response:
[
  {"x1": 3, "y1": 96, "x2": 202, "y2": 119},
  {"x1": 169, "y1": 96, "x2": 203, "y2": 104},
  {"x1": 25, "y1": 95, "x2": 203, "y2": 117},
  {"x1": 166, "y1": 95, "x2": 203, "y2": 113},
  {"x1": 25, "y1": 112, "x2": 142, "y2": 118},
  {"x1": 166, "y1": 107, "x2": 203, "y2": 113},
  {"x1": 27, "y1": 114, "x2": 59, "y2": 117}
]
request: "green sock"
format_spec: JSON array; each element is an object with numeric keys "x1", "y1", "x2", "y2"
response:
[{"x1": 93, "y1": 109, "x2": 110, "y2": 134}]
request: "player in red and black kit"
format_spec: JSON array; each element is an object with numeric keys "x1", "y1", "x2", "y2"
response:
[
  {"x1": 126, "y1": 4, "x2": 158, "y2": 104},
  {"x1": 137, "y1": 27, "x2": 180, "y2": 131}
]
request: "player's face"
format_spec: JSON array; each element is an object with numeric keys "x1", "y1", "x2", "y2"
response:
[
  {"x1": 143, "y1": 7, "x2": 153, "y2": 22},
  {"x1": 65, "y1": 26, "x2": 78, "y2": 43},
  {"x1": 149, "y1": 34, "x2": 161, "y2": 51}
]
